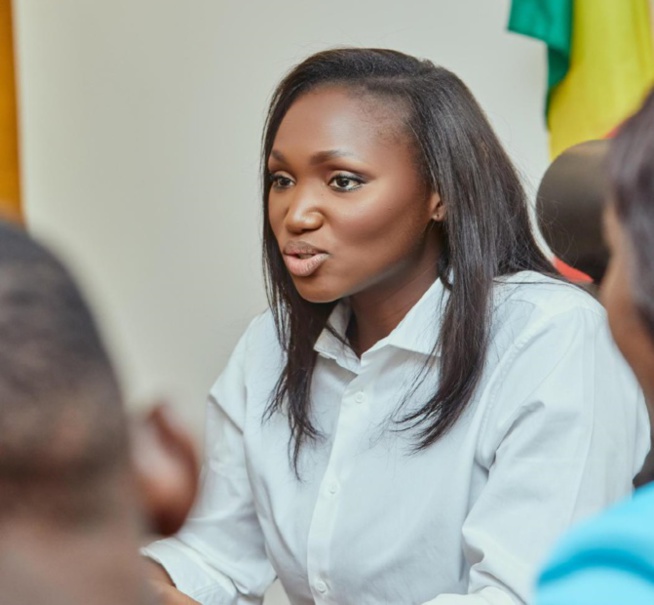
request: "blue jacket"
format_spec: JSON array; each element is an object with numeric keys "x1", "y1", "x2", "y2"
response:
[{"x1": 536, "y1": 482, "x2": 654, "y2": 604}]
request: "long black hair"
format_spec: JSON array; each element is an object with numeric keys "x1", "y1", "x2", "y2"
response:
[{"x1": 261, "y1": 48, "x2": 556, "y2": 469}]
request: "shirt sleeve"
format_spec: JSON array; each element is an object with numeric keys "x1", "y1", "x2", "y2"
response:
[
  {"x1": 421, "y1": 305, "x2": 650, "y2": 605},
  {"x1": 142, "y1": 319, "x2": 277, "y2": 605}
]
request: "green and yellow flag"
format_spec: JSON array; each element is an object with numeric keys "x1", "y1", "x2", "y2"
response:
[{"x1": 509, "y1": 0, "x2": 654, "y2": 159}]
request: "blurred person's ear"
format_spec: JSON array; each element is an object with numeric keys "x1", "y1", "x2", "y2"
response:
[{"x1": 131, "y1": 404, "x2": 199, "y2": 536}]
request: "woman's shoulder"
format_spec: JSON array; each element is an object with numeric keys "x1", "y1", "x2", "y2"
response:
[
  {"x1": 493, "y1": 270, "x2": 604, "y2": 323},
  {"x1": 209, "y1": 308, "x2": 284, "y2": 401},
  {"x1": 242, "y1": 307, "x2": 277, "y2": 337},
  {"x1": 486, "y1": 271, "x2": 610, "y2": 366},
  {"x1": 536, "y1": 484, "x2": 654, "y2": 603},
  {"x1": 237, "y1": 308, "x2": 284, "y2": 356}
]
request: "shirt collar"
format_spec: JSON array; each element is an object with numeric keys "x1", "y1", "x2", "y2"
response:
[
  {"x1": 314, "y1": 278, "x2": 447, "y2": 362},
  {"x1": 313, "y1": 301, "x2": 355, "y2": 364}
]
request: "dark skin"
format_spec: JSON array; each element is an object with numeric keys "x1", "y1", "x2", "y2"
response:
[
  {"x1": 268, "y1": 86, "x2": 444, "y2": 355},
  {"x1": 1, "y1": 511, "x2": 154, "y2": 605},
  {"x1": 0, "y1": 405, "x2": 200, "y2": 605},
  {"x1": 601, "y1": 204, "x2": 654, "y2": 411},
  {"x1": 149, "y1": 87, "x2": 446, "y2": 601}
]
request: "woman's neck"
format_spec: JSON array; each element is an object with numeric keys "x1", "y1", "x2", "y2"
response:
[{"x1": 347, "y1": 263, "x2": 438, "y2": 356}]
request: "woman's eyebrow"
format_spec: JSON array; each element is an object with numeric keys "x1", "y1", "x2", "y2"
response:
[
  {"x1": 269, "y1": 148, "x2": 358, "y2": 165},
  {"x1": 309, "y1": 149, "x2": 357, "y2": 165},
  {"x1": 269, "y1": 149, "x2": 287, "y2": 163}
]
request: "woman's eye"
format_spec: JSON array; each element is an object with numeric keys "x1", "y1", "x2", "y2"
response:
[
  {"x1": 329, "y1": 174, "x2": 363, "y2": 192},
  {"x1": 270, "y1": 174, "x2": 294, "y2": 190}
]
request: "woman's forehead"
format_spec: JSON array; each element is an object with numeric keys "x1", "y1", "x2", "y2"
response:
[{"x1": 275, "y1": 87, "x2": 408, "y2": 147}]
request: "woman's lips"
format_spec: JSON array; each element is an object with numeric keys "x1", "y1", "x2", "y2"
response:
[
  {"x1": 283, "y1": 252, "x2": 330, "y2": 277},
  {"x1": 282, "y1": 241, "x2": 330, "y2": 277}
]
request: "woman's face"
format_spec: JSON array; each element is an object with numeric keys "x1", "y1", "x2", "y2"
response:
[
  {"x1": 267, "y1": 87, "x2": 442, "y2": 306},
  {"x1": 601, "y1": 204, "x2": 654, "y2": 403}
]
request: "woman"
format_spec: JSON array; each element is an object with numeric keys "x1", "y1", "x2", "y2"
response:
[
  {"x1": 144, "y1": 48, "x2": 648, "y2": 605},
  {"x1": 535, "y1": 88, "x2": 654, "y2": 604}
]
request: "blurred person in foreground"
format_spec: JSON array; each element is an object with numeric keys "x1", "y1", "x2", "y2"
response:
[
  {"x1": 0, "y1": 222, "x2": 200, "y2": 605},
  {"x1": 535, "y1": 87, "x2": 654, "y2": 603}
]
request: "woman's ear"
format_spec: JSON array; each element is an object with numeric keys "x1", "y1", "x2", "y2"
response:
[
  {"x1": 430, "y1": 192, "x2": 445, "y2": 222},
  {"x1": 130, "y1": 403, "x2": 199, "y2": 537}
]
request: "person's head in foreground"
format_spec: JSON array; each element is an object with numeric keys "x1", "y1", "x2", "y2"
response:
[
  {"x1": 0, "y1": 222, "x2": 198, "y2": 605},
  {"x1": 535, "y1": 88, "x2": 654, "y2": 604},
  {"x1": 602, "y1": 95, "x2": 654, "y2": 408}
]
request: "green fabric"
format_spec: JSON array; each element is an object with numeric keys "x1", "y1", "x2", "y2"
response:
[{"x1": 508, "y1": 0, "x2": 573, "y2": 115}]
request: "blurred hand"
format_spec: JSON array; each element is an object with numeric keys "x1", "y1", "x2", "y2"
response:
[
  {"x1": 145, "y1": 560, "x2": 201, "y2": 605},
  {"x1": 151, "y1": 580, "x2": 201, "y2": 605}
]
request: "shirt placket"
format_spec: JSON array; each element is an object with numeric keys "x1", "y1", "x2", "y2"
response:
[{"x1": 305, "y1": 361, "x2": 372, "y2": 605}]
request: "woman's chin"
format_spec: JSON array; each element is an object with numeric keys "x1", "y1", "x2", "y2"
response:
[{"x1": 293, "y1": 283, "x2": 341, "y2": 305}]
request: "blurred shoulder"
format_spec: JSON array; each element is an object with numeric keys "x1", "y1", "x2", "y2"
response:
[
  {"x1": 547, "y1": 483, "x2": 654, "y2": 561},
  {"x1": 537, "y1": 484, "x2": 654, "y2": 604}
]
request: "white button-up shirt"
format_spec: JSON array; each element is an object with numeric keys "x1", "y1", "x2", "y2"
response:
[{"x1": 144, "y1": 272, "x2": 649, "y2": 605}]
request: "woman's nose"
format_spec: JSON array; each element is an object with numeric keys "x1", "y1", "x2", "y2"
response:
[{"x1": 284, "y1": 188, "x2": 323, "y2": 234}]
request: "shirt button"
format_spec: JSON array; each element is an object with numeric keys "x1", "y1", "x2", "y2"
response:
[
  {"x1": 315, "y1": 580, "x2": 327, "y2": 593},
  {"x1": 328, "y1": 481, "x2": 339, "y2": 495},
  {"x1": 354, "y1": 391, "x2": 366, "y2": 404}
]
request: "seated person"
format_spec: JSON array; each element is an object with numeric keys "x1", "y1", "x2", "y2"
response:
[
  {"x1": 535, "y1": 87, "x2": 654, "y2": 603},
  {"x1": 0, "y1": 221, "x2": 199, "y2": 605},
  {"x1": 143, "y1": 46, "x2": 650, "y2": 605}
]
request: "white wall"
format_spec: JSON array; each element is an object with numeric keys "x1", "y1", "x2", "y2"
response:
[{"x1": 13, "y1": 2, "x2": 548, "y2": 603}]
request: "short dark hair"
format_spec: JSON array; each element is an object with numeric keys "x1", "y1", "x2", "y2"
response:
[
  {"x1": 0, "y1": 222, "x2": 128, "y2": 522},
  {"x1": 608, "y1": 88, "x2": 654, "y2": 341},
  {"x1": 261, "y1": 48, "x2": 556, "y2": 470}
]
